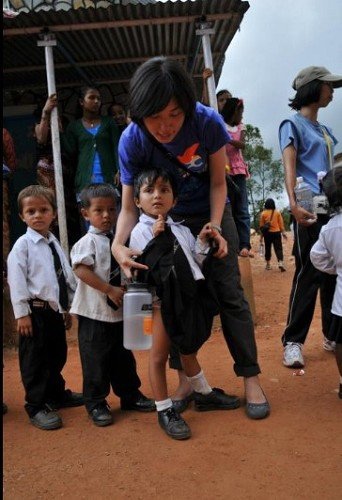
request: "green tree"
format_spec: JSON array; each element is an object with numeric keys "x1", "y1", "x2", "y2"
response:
[{"x1": 244, "y1": 124, "x2": 284, "y2": 229}]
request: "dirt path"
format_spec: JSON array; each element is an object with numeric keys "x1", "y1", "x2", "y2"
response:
[{"x1": 3, "y1": 234, "x2": 341, "y2": 499}]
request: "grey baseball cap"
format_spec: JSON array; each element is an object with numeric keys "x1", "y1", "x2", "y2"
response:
[{"x1": 292, "y1": 66, "x2": 342, "y2": 90}]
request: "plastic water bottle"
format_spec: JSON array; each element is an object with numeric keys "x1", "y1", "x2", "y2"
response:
[
  {"x1": 123, "y1": 283, "x2": 153, "y2": 350},
  {"x1": 294, "y1": 176, "x2": 314, "y2": 213}
]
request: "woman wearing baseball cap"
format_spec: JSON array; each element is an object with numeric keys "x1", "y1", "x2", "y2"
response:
[{"x1": 279, "y1": 66, "x2": 342, "y2": 369}]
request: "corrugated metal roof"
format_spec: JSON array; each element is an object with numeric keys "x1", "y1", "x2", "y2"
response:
[{"x1": 3, "y1": 0, "x2": 249, "y2": 105}]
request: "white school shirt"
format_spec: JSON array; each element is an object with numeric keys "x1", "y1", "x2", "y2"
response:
[
  {"x1": 129, "y1": 213, "x2": 209, "y2": 281},
  {"x1": 310, "y1": 212, "x2": 342, "y2": 316},
  {"x1": 7, "y1": 227, "x2": 76, "y2": 319},
  {"x1": 70, "y1": 225, "x2": 123, "y2": 323}
]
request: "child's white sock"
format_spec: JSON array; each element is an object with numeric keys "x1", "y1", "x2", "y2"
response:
[
  {"x1": 156, "y1": 398, "x2": 173, "y2": 412},
  {"x1": 187, "y1": 370, "x2": 212, "y2": 395}
]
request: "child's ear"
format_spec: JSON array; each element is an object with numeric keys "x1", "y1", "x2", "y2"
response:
[
  {"x1": 81, "y1": 207, "x2": 89, "y2": 221},
  {"x1": 134, "y1": 197, "x2": 141, "y2": 209}
]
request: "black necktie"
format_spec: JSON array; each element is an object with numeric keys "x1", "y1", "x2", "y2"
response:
[
  {"x1": 49, "y1": 241, "x2": 69, "y2": 310},
  {"x1": 105, "y1": 233, "x2": 121, "y2": 310}
]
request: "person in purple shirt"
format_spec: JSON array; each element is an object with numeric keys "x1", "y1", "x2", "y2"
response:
[{"x1": 112, "y1": 57, "x2": 270, "y2": 433}]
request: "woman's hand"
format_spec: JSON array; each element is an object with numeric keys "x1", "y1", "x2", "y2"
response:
[
  {"x1": 42, "y1": 94, "x2": 58, "y2": 117},
  {"x1": 211, "y1": 231, "x2": 228, "y2": 258},
  {"x1": 112, "y1": 243, "x2": 148, "y2": 279},
  {"x1": 153, "y1": 214, "x2": 165, "y2": 237},
  {"x1": 17, "y1": 315, "x2": 33, "y2": 336},
  {"x1": 291, "y1": 204, "x2": 317, "y2": 226}
]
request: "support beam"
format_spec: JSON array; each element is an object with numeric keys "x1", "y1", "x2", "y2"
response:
[{"x1": 4, "y1": 12, "x2": 240, "y2": 37}]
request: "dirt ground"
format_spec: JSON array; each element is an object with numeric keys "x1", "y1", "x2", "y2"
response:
[{"x1": 3, "y1": 233, "x2": 342, "y2": 500}]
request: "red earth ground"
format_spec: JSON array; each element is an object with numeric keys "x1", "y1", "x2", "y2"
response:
[{"x1": 3, "y1": 233, "x2": 342, "y2": 499}]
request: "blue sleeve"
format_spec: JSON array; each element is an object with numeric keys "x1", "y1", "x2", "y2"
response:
[
  {"x1": 279, "y1": 120, "x2": 299, "y2": 153},
  {"x1": 195, "y1": 103, "x2": 231, "y2": 154},
  {"x1": 118, "y1": 126, "x2": 147, "y2": 186}
]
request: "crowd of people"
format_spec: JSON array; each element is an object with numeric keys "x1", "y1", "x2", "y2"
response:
[{"x1": 3, "y1": 59, "x2": 342, "y2": 439}]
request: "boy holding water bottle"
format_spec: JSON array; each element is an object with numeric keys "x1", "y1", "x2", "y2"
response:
[
  {"x1": 130, "y1": 168, "x2": 241, "y2": 441},
  {"x1": 70, "y1": 183, "x2": 155, "y2": 426}
]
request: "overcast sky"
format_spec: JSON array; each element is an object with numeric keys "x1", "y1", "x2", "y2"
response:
[{"x1": 217, "y1": 0, "x2": 342, "y2": 159}]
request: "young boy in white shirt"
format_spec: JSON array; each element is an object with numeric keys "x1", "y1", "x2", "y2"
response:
[
  {"x1": 70, "y1": 183, "x2": 155, "y2": 426},
  {"x1": 7, "y1": 185, "x2": 83, "y2": 430}
]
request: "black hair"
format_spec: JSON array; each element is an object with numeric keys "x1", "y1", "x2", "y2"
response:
[
  {"x1": 321, "y1": 166, "x2": 342, "y2": 211},
  {"x1": 75, "y1": 86, "x2": 101, "y2": 119},
  {"x1": 129, "y1": 57, "x2": 196, "y2": 123},
  {"x1": 289, "y1": 80, "x2": 324, "y2": 110},
  {"x1": 18, "y1": 185, "x2": 57, "y2": 214},
  {"x1": 264, "y1": 198, "x2": 276, "y2": 210},
  {"x1": 216, "y1": 89, "x2": 231, "y2": 99},
  {"x1": 221, "y1": 97, "x2": 243, "y2": 124},
  {"x1": 107, "y1": 102, "x2": 126, "y2": 116},
  {"x1": 133, "y1": 167, "x2": 178, "y2": 200},
  {"x1": 79, "y1": 183, "x2": 117, "y2": 208}
]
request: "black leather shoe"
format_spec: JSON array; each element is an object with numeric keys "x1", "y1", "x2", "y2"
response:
[
  {"x1": 194, "y1": 388, "x2": 240, "y2": 411},
  {"x1": 121, "y1": 391, "x2": 156, "y2": 412},
  {"x1": 89, "y1": 402, "x2": 113, "y2": 427},
  {"x1": 172, "y1": 392, "x2": 194, "y2": 413},
  {"x1": 48, "y1": 389, "x2": 84, "y2": 410},
  {"x1": 30, "y1": 407, "x2": 62, "y2": 430},
  {"x1": 158, "y1": 407, "x2": 191, "y2": 440}
]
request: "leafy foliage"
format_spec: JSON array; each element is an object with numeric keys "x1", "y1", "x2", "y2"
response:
[{"x1": 244, "y1": 124, "x2": 285, "y2": 229}]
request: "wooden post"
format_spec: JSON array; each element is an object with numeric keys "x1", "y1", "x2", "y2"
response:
[{"x1": 238, "y1": 256, "x2": 257, "y2": 325}]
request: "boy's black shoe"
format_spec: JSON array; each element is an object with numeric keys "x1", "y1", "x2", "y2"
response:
[
  {"x1": 30, "y1": 406, "x2": 62, "y2": 430},
  {"x1": 194, "y1": 388, "x2": 240, "y2": 412},
  {"x1": 120, "y1": 390, "x2": 156, "y2": 412},
  {"x1": 48, "y1": 389, "x2": 84, "y2": 410},
  {"x1": 89, "y1": 402, "x2": 113, "y2": 427},
  {"x1": 158, "y1": 407, "x2": 191, "y2": 440}
]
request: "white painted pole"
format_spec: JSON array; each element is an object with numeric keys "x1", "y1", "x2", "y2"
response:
[
  {"x1": 37, "y1": 34, "x2": 69, "y2": 256},
  {"x1": 196, "y1": 23, "x2": 217, "y2": 112}
]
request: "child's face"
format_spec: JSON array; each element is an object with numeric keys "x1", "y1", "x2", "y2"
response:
[
  {"x1": 217, "y1": 91, "x2": 232, "y2": 112},
  {"x1": 20, "y1": 196, "x2": 56, "y2": 237},
  {"x1": 111, "y1": 105, "x2": 126, "y2": 126},
  {"x1": 81, "y1": 197, "x2": 116, "y2": 232},
  {"x1": 135, "y1": 177, "x2": 176, "y2": 219}
]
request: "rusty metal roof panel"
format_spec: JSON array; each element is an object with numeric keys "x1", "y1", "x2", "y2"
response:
[{"x1": 3, "y1": 0, "x2": 249, "y2": 102}]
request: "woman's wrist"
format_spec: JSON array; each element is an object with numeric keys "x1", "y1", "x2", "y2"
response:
[
  {"x1": 210, "y1": 223, "x2": 222, "y2": 235},
  {"x1": 41, "y1": 110, "x2": 51, "y2": 121}
]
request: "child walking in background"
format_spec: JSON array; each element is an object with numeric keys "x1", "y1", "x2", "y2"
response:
[
  {"x1": 7, "y1": 185, "x2": 83, "y2": 430},
  {"x1": 130, "y1": 168, "x2": 240, "y2": 441},
  {"x1": 221, "y1": 97, "x2": 253, "y2": 257},
  {"x1": 259, "y1": 198, "x2": 288, "y2": 271},
  {"x1": 310, "y1": 167, "x2": 342, "y2": 399},
  {"x1": 70, "y1": 183, "x2": 155, "y2": 427}
]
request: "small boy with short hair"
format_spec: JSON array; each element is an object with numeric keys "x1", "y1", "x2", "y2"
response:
[
  {"x1": 7, "y1": 185, "x2": 83, "y2": 430},
  {"x1": 70, "y1": 183, "x2": 155, "y2": 427}
]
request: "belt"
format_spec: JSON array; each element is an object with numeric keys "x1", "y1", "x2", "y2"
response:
[{"x1": 29, "y1": 299, "x2": 52, "y2": 310}]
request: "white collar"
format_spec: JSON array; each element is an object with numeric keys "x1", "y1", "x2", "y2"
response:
[{"x1": 139, "y1": 213, "x2": 184, "y2": 227}]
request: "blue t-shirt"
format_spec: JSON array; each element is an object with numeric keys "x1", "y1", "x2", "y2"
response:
[
  {"x1": 119, "y1": 102, "x2": 230, "y2": 215},
  {"x1": 279, "y1": 113, "x2": 337, "y2": 194},
  {"x1": 87, "y1": 125, "x2": 104, "y2": 184}
]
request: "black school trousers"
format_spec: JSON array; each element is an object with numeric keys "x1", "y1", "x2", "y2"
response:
[
  {"x1": 264, "y1": 231, "x2": 284, "y2": 262},
  {"x1": 170, "y1": 204, "x2": 260, "y2": 378},
  {"x1": 281, "y1": 215, "x2": 336, "y2": 346},
  {"x1": 19, "y1": 307, "x2": 67, "y2": 417},
  {"x1": 77, "y1": 316, "x2": 141, "y2": 412}
]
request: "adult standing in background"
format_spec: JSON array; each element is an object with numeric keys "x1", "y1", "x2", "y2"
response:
[
  {"x1": 279, "y1": 66, "x2": 342, "y2": 368},
  {"x1": 63, "y1": 86, "x2": 120, "y2": 234},
  {"x1": 259, "y1": 198, "x2": 287, "y2": 271},
  {"x1": 112, "y1": 56, "x2": 270, "y2": 421}
]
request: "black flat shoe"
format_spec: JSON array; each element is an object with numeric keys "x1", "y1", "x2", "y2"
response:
[
  {"x1": 172, "y1": 392, "x2": 194, "y2": 413},
  {"x1": 121, "y1": 391, "x2": 156, "y2": 412},
  {"x1": 88, "y1": 402, "x2": 113, "y2": 427},
  {"x1": 194, "y1": 388, "x2": 240, "y2": 412},
  {"x1": 48, "y1": 389, "x2": 84, "y2": 410},
  {"x1": 245, "y1": 390, "x2": 270, "y2": 420},
  {"x1": 158, "y1": 407, "x2": 191, "y2": 440},
  {"x1": 30, "y1": 407, "x2": 62, "y2": 430}
]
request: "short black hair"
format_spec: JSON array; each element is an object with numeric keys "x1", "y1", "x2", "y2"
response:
[
  {"x1": 18, "y1": 185, "x2": 57, "y2": 214},
  {"x1": 133, "y1": 167, "x2": 178, "y2": 200},
  {"x1": 322, "y1": 166, "x2": 342, "y2": 211},
  {"x1": 221, "y1": 98, "x2": 243, "y2": 123},
  {"x1": 264, "y1": 198, "x2": 276, "y2": 210},
  {"x1": 129, "y1": 57, "x2": 196, "y2": 123},
  {"x1": 79, "y1": 183, "x2": 117, "y2": 208},
  {"x1": 289, "y1": 80, "x2": 324, "y2": 110}
]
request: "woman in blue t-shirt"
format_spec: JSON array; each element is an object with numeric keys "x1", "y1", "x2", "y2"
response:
[{"x1": 112, "y1": 57, "x2": 270, "y2": 425}]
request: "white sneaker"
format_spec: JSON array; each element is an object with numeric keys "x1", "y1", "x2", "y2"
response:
[
  {"x1": 323, "y1": 336, "x2": 336, "y2": 352},
  {"x1": 278, "y1": 261, "x2": 286, "y2": 272},
  {"x1": 283, "y1": 342, "x2": 304, "y2": 368}
]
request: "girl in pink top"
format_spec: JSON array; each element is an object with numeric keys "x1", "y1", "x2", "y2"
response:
[{"x1": 221, "y1": 98, "x2": 253, "y2": 257}]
